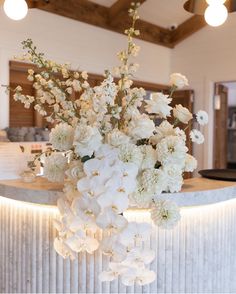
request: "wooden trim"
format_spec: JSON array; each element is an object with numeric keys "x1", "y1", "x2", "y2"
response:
[
  {"x1": 170, "y1": 15, "x2": 206, "y2": 46},
  {"x1": 9, "y1": 60, "x2": 169, "y2": 91}
]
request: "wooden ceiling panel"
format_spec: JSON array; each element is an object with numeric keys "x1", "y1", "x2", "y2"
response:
[{"x1": 28, "y1": 0, "x2": 207, "y2": 48}]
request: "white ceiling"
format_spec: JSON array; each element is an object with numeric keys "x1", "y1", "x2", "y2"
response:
[{"x1": 89, "y1": 0, "x2": 192, "y2": 28}]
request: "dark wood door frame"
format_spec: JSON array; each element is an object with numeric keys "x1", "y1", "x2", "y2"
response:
[{"x1": 213, "y1": 83, "x2": 228, "y2": 169}]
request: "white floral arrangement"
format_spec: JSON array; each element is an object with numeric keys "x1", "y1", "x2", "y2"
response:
[{"x1": 13, "y1": 3, "x2": 208, "y2": 286}]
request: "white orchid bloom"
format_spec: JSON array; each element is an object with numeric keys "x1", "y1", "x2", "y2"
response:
[
  {"x1": 121, "y1": 268, "x2": 156, "y2": 286},
  {"x1": 105, "y1": 171, "x2": 137, "y2": 195},
  {"x1": 96, "y1": 207, "x2": 128, "y2": 233},
  {"x1": 77, "y1": 176, "x2": 106, "y2": 198},
  {"x1": 65, "y1": 231, "x2": 99, "y2": 254},
  {"x1": 57, "y1": 197, "x2": 73, "y2": 215},
  {"x1": 119, "y1": 222, "x2": 152, "y2": 247},
  {"x1": 68, "y1": 215, "x2": 98, "y2": 233},
  {"x1": 72, "y1": 195, "x2": 101, "y2": 222},
  {"x1": 97, "y1": 190, "x2": 129, "y2": 214},
  {"x1": 99, "y1": 262, "x2": 128, "y2": 282},
  {"x1": 54, "y1": 237, "x2": 77, "y2": 260},
  {"x1": 121, "y1": 162, "x2": 139, "y2": 179},
  {"x1": 100, "y1": 236, "x2": 127, "y2": 262},
  {"x1": 123, "y1": 247, "x2": 155, "y2": 268},
  {"x1": 83, "y1": 158, "x2": 111, "y2": 180}
]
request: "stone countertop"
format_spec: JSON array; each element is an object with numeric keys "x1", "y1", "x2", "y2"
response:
[
  {"x1": 0, "y1": 176, "x2": 236, "y2": 207},
  {"x1": 0, "y1": 177, "x2": 63, "y2": 205}
]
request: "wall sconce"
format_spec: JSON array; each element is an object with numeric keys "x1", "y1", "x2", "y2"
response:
[
  {"x1": 184, "y1": 0, "x2": 236, "y2": 27},
  {"x1": 214, "y1": 95, "x2": 221, "y2": 110}
]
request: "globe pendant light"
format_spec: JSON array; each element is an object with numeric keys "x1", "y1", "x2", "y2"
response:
[
  {"x1": 184, "y1": 0, "x2": 236, "y2": 27},
  {"x1": 3, "y1": 0, "x2": 28, "y2": 21},
  {"x1": 204, "y1": 3, "x2": 228, "y2": 26}
]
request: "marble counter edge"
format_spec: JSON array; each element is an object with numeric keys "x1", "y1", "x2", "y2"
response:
[
  {"x1": 0, "y1": 178, "x2": 236, "y2": 207},
  {"x1": 0, "y1": 183, "x2": 63, "y2": 206},
  {"x1": 155, "y1": 185, "x2": 236, "y2": 207}
]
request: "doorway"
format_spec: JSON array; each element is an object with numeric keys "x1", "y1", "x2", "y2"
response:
[{"x1": 214, "y1": 82, "x2": 236, "y2": 169}]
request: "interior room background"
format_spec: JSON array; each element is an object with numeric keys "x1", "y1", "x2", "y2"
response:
[{"x1": 1, "y1": 3, "x2": 236, "y2": 172}]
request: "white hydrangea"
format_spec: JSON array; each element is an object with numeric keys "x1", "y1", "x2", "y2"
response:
[
  {"x1": 49, "y1": 123, "x2": 74, "y2": 151},
  {"x1": 145, "y1": 92, "x2": 172, "y2": 118},
  {"x1": 127, "y1": 114, "x2": 155, "y2": 140},
  {"x1": 73, "y1": 125, "x2": 102, "y2": 157},
  {"x1": 184, "y1": 154, "x2": 197, "y2": 172},
  {"x1": 150, "y1": 121, "x2": 175, "y2": 145},
  {"x1": 129, "y1": 185, "x2": 153, "y2": 208},
  {"x1": 44, "y1": 153, "x2": 68, "y2": 182},
  {"x1": 106, "y1": 129, "x2": 130, "y2": 147},
  {"x1": 151, "y1": 200, "x2": 181, "y2": 229},
  {"x1": 161, "y1": 165, "x2": 183, "y2": 193},
  {"x1": 156, "y1": 135, "x2": 188, "y2": 166},
  {"x1": 141, "y1": 168, "x2": 168, "y2": 195},
  {"x1": 118, "y1": 143, "x2": 143, "y2": 167}
]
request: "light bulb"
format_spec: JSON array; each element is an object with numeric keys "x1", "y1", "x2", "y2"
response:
[
  {"x1": 3, "y1": 0, "x2": 28, "y2": 21},
  {"x1": 206, "y1": 0, "x2": 226, "y2": 4},
  {"x1": 204, "y1": 4, "x2": 228, "y2": 27}
]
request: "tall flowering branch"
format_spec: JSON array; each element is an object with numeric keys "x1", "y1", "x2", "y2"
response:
[{"x1": 115, "y1": 2, "x2": 141, "y2": 130}]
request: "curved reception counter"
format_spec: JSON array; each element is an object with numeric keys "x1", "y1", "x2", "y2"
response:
[{"x1": 0, "y1": 177, "x2": 236, "y2": 293}]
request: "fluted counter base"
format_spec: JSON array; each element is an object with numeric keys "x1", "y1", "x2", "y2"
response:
[{"x1": 1, "y1": 196, "x2": 236, "y2": 293}]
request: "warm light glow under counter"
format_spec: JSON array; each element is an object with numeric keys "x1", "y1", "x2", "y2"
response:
[{"x1": 1, "y1": 177, "x2": 236, "y2": 293}]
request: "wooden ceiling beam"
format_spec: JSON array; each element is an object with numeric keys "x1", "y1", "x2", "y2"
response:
[
  {"x1": 35, "y1": 0, "x2": 173, "y2": 48},
  {"x1": 170, "y1": 15, "x2": 207, "y2": 46},
  {"x1": 30, "y1": 0, "x2": 206, "y2": 48},
  {"x1": 109, "y1": 0, "x2": 147, "y2": 23},
  {"x1": 109, "y1": 10, "x2": 173, "y2": 48},
  {"x1": 38, "y1": 0, "x2": 109, "y2": 29}
]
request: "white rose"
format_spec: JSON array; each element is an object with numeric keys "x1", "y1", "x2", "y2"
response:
[
  {"x1": 184, "y1": 154, "x2": 197, "y2": 172},
  {"x1": 145, "y1": 92, "x2": 172, "y2": 118},
  {"x1": 170, "y1": 73, "x2": 188, "y2": 89},
  {"x1": 49, "y1": 123, "x2": 74, "y2": 151},
  {"x1": 106, "y1": 129, "x2": 130, "y2": 147},
  {"x1": 65, "y1": 160, "x2": 84, "y2": 181},
  {"x1": 73, "y1": 125, "x2": 102, "y2": 157},
  {"x1": 44, "y1": 153, "x2": 68, "y2": 182},
  {"x1": 173, "y1": 104, "x2": 193, "y2": 124},
  {"x1": 128, "y1": 114, "x2": 155, "y2": 140}
]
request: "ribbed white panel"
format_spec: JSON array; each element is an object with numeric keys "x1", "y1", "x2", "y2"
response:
[{"x1": 1, "y1": 196, "x2": 236, "y2": 293}]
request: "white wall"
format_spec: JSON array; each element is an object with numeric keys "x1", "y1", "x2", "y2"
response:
[
  {"x1": 0, "y1": 7, "x2": 171, "y2": 129},
  {"x1": 228, "y1": 88, "x2": 236, "y2": 106},
  {"x1": 171, "y1": 13, "x2": 236, "y2": 171}
]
